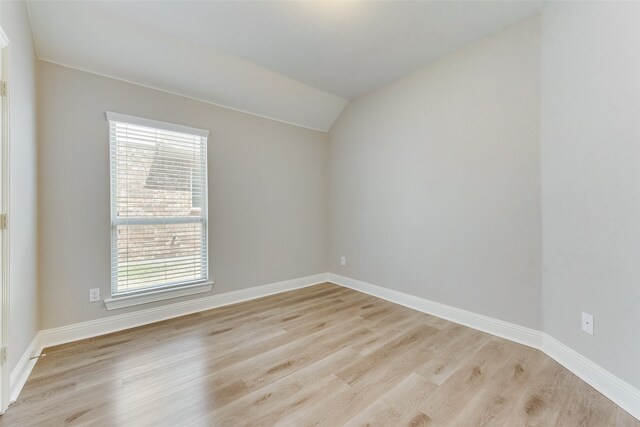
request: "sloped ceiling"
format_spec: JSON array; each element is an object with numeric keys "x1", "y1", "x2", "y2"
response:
[{"x1": 26, "y1": 1, "x2": 546, "y2": 131}]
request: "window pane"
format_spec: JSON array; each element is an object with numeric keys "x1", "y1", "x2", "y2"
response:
[
  {"x1": 114, "y1": 222, "x2": 206, "y2": 294},
  {"x1": 109, "y1": 115, "x2": 208, "y2": 295}
]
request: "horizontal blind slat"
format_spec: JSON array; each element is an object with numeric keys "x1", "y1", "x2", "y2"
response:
[{"x1": 110, "y1": 117, "x2": 208, "y2": 295}]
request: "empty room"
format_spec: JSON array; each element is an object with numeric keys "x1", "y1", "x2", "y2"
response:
[{"x1": 0, "y1": 0, "x2": 639, "y2": 425}]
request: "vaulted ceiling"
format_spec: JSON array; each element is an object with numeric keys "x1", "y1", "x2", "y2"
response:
[{"x1": 26, "y1": 1, "x2": 546, "y2": 131}]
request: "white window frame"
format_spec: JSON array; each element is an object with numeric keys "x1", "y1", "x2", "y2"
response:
[{"x1": 104, "y1": 112, "x2": 212, "y2": 310}]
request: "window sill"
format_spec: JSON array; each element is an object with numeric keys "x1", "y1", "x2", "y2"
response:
[{"x1": 104, "y1": 282, "x2": 213, "y2": 311}]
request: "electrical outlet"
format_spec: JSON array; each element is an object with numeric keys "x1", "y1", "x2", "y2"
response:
[
  {"x1": 89, "y1": 288, "x2": 101, "y2": 302},
  {"x1": 582, "y1": 312, "x2": 593, "y2": 335},
  {"x1": 340, "y1": 256, "x2": 346, "y2": 266}
]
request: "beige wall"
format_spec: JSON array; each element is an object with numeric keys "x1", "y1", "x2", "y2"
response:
[
  {"x1": 1, "y1": 1, "x2": 39, "y2": 372},
  {"x1": 25, "y1": 1, "x2": 640, "y2": 396},
  {"x1": 328, "y1": 16, "x2": 542, "y2": 329},
  {"x1": 38, "y1": 61, "x2": 328, "y2": 329},
  {"x1": 541, "y1": 1, "x2": 640, "y2": 389}
]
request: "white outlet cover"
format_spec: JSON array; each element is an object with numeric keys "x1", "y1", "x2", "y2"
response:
[
  {"x1": 582, "y1": 312, "x2": 594, "y2": 335},
  {"x1": 340, "y1": 256, "x2": 346, "y2": 266},
  {"x1": 89, "y1": 288, "x2": 101, "y2": 302}
]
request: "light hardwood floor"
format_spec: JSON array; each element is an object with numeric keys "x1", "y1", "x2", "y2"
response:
[{"x1": 1, "y1": 283, "x2": 637, "y2": 426}]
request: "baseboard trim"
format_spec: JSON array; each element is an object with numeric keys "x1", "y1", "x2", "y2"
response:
[
  {"x1": 328, "y1": 273, "x2": 640, "y2": 421},
  {"x1": 543, "y1": 334, "x2": 640, "y2": 421},
  {"x1": 8, "y1": 273, "x2": 327, "y2": 403},
  {"x1": 327, "y1": 273, "x2": 544, "y2": 349},
  {"x1": 39, "y1": 273, "x2": 329, "y2": 349},
  {"x1": 9, "y1": 333, "x2": 43, "y2": 404},
  {"x1": 9, "y1": 272, "x2": 639, "y2": 422}
]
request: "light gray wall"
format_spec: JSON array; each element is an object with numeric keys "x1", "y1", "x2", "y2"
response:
[
  {"x1": 38, "y1": 61, "x2": 328, "y2": 329},
  {"x1": 26, "y1": 1, "x2": 640, "y2": 396},
  {"x1": 1, "y1": 0, "x2": 39, "y2": 372},
  {"x1": 541, "y1": 1, "x2": 640, "y2": 389},
  {"x1": 328, "y1": 16, "x2": 542, "y2": 329}
]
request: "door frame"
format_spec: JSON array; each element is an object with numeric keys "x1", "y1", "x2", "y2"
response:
[{"x1": 0, "y1": 23, "x2": 11, "y2": 415}]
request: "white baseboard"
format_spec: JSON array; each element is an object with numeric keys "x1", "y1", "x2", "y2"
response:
[
  {"x1": 9, "y1": 273, "x2": 328, "y2": 402},
  {"x1": 8, "y1": 272, "x2": 639, "y2": 422},
  {"x1": 327, "y1": 273, "x2": 544, "y2": 349},
  {"x1": 9, "y1": 333, "x2": 43, "y2": 403},
  {"x1": 39, "y1": 273, "x2": 329, "y2": 349},
  {"x1": 328, "y1": 273, "x2": 640, "y2": 421},
  {"x1": 543, "y1": 335, "x2": 640, "y2": 421}
]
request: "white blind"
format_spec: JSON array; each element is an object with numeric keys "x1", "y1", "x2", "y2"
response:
[{"x1": 108, "y1": 112, "x2": 209, "y2": 296}]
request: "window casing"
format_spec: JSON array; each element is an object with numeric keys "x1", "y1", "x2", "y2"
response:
[{"x1": 108, "y1": 112, "x2": 209, "y2": 297}]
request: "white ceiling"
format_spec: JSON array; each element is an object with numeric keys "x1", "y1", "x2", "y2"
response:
[{"x1": 26, "y1": 0, "x2": 546, "y2": 131}]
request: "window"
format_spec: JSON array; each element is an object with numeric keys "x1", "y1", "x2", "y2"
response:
[{"x1": 107, "y1": 112, "x2": 209, "y2": 303}]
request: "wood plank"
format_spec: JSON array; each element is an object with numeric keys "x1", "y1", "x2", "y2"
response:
[{"x1": 0, "y1": 283, "x2": 636, "y2": 427}]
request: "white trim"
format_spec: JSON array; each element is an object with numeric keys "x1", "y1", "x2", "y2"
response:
[
  {"x1": 7, "y1": 272, "x2": 639, "y2": 421},
  {"x1": 108, "y1": 114, "x2": 209, "y2": 297},
  {"x1": 105, "y1": 111, "x2": 209, "y2": 137},
  {"x1": 104, "y1": 282, "x2": 213, "y2": 310},
  {"x1": 8, "y1": 273, "x2": 326, "y2": 401},
  {"x1": 9, "y1": 334, "x2": 42, "y2": 404},
  {"x1": 39, "y1": 60, "x2": 331, "y2": 133},
  {"x1": 543, "y1": 335, "x2": 640, "y2": 421},
  {"x1": 0, "y1": 25, "x2": 10, "y2": 415},
  {"x1": 0, "y1": 29, "x2": 8, "y2": 49},
  {"x1": 327, "y1": 273, "x2": 640, "y2": 422},
  {"x1": 39, "y1": 273, "x2": 328, "y2": 349},
  {"x1": 328, "y1": 273, "x2": 543, "y2": 349}
]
